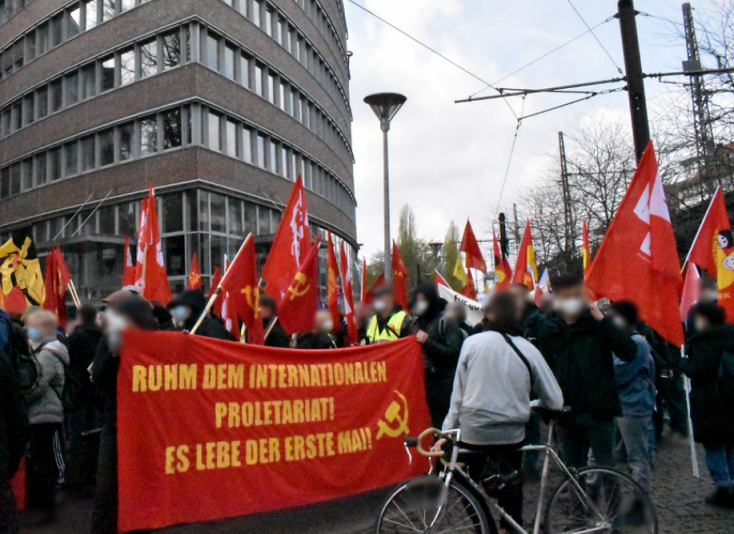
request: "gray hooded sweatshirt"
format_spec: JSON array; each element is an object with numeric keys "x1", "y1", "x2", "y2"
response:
[
  {"x1": 24, "y1": 337, "x2": 68, "y2": 425},
  {"x1": 442, "y1": 331, "x2": 563, "y2": 445}
]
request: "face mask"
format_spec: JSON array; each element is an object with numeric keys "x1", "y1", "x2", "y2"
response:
[
  {"x1": 694, "y1": 320, "x2": 707, "y2": 332},
  {"x1": 322, "y1": 319, "x2": 334, "y2": 332},
  {"x1": 104, "y1": 310, "x2": 128, "y2": 353},
  {"x1": 26, "y1": 327, "x2": 42, "y2": 343},
  {"x1": 373, "y1": 300, "x2": 387, "y2": 313},
  {"x1": 173, "y1": 306, "x2": 191, "y2": 322},
  {"x1": 413, "y1": 300, "x2": 429, "y2": 316},
  {"x1": 555, "y1": 297, "x2": 585, "y2": 317},
  {"x1": 704, "y1": 289, "x2": 719, "y2": 303},
  {"x1": 612, "y1": 316, "x2": 627, "y2": 330}
]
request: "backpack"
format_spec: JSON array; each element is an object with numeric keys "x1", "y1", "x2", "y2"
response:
[
  {"x1": 716, "y1": 350, "x2": 734, "y2": 400},
  {"x1": 18, "y1": 342, "x2": 81, "y2": 413}
]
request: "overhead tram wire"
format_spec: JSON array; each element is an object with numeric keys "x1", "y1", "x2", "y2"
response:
[
  {"x1": 565, "y1": 0, "x2": 623, "y2": 74},
  {"x1": 345, "y1": 0, "x2": 519, "y2": 120},
  {"x1": 493, "y1": 97, "x2": 526, "y2": 220}
]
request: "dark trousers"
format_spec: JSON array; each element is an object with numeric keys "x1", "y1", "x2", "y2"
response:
[
  {"x1": 0, "y1": 477, "x2": 20, "y2": 534},
  {"x1": 556, "y1": 419, "x2": 615, "y2": 469},
  {"x1": 461, "y1": 443, "x2": 524, "y2": 528},
  {"x1": 91, "y1": 425, "x2": 118, "y2": 534},
  {"x1": 26, "y1": 423, "x2": 65, "y2": 511},
  {"x1": 425, "y1": 377, "x2": 453, "y2": 430},
  {"x1": 522, "y1": 411, "x2": 543, "y2": 469},
  {"x1": 66, "y1": 401, "x2": 99, "y2": 455}
]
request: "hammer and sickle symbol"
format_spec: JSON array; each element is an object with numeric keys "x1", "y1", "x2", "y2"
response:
[
  {"x1": 376, "y1": 390, "x2": 410, "y2": 440},
  {"x1": 287, "y1": 272, "x2": 310, "y2": 301},
  {"x1": 241, "y1": 285, "x2": 261, "y2": 319}
]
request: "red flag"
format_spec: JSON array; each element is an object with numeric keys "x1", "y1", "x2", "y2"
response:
[
  {"x1": 459, "y1": 268, "x2": 478, "y2": 300},
  {"x1": 364, "y1": 273, "x2": 386, "y2": 304},
  {"x1": 43, "y1": 247, "x2": 72, "y2": 328},
  {"x1": 680, "y1": 264, "x2": 701, "y2": 322},
  {"x1": 208, "y1": 265, "x2": 223, "y2": 317},
  {"x1": 512, "y1": 221, "x2": 538, "y2": 290},
  {"x1": 587, "y1": 141, "x2": 684, "y2": 346},
  {"x1": 122, "y1": 234, "x2": 136, "y2": 286},
  {"x1": 392, "y1": 241, "x2": 409, "y2": 311},
  {"x1": 134, "y1": 197, "x2": 147, "y2": 287},
  {"x1": 582, "y1": 220, "x2": 591, "y2": 280},
  {"x1": 187, "y1": 253, "x2": 203, "y2": 290},
  {"x1": 435, "y1": 270, "x2": 450, "y2": 288},
  {"x1": 460, "y1": 220, "x2": 487, "y2": 273},
  {"x1": 327, "y1": 232, "x2": 341, "y2": 333},
  {"x1": 277, "y1": 235, "x2": 322, "y2": 335},
  {"x1": 137, "y1": 187, "x2": 172, "y2": 304},
  {"x1": 219, "y1": 255, "x2": 241, "y2": 340},
  {"x1": 219, "y1": 235, "x2": 265, "y2": 345},
  {"x1": 360, "y1": 259, "x2": 368, "y2": 302},
  {"x1": 339, "y1": 242, "x2": 359, "y2": 346},
  {"x1": 261, "y1": 176, "x2": 311, "y2": 302},
  {"x1": 493, "y1": 229, "x2": 512, "y2": 289}
]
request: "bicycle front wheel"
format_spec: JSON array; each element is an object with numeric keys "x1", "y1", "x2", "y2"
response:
[
  {"x1": 544, "y1": 466, "x2": 657, "y2": 534},
  {"x1": 376, "y1": 475, "x2": 496, "y2": 534}
]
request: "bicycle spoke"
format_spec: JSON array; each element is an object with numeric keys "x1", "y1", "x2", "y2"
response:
[{"x1": 381, "y1": 517, "x2": 424, "y2": 532}]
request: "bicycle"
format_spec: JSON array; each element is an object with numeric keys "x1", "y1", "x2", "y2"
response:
[{"x1": 376, "y1": 408, "x2": 657, "y2": 533}]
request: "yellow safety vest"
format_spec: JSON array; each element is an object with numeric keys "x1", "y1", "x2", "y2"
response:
[{"x1": 366, "y1": 311, "x2": 408, "y2": 343}]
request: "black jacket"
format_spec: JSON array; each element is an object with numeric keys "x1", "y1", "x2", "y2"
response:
[
  {"x1": 684, "y1": 325, "x2": 734, "y2": 446},
  {"x1": 264, "y1": 319, "x2": 290, "y2": 348},
  {"x1": 521, "y1": 303, "x2": 547, "y2": 346},
  {"x1": 297, "y1": 332, "x2": 338, "y2": 350},
  {"x1": 173, "y1": 290, "x2": 237, "y2": 341},
  {"x1": 68, "y1": 322, "x2": 103, "y2": 402},
  {"x1": 0, "y1": 349, "x2": 28, "y2": 479},
  {"x1": 537, "y1": 312, "x2": 637, "y2": 424},
  {"x1": 92, "y1": 339, "x2": 119, "y2": 428}
]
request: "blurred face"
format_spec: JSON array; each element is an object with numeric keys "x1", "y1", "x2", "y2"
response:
[
  {"x1": 172, "y1": 305, "x2": 192, "y2": 326},
  {"x1": 315, "y1": 310, "x2": 334, "y2": 333},
  {"x1": 445, "y1": 303, "x2": 465, "y2": 324},
  {"x1": 597, "y1": 298, "x2": 611, "y2": 315},
  {"x1": 413, "y1": 294, "x2": 429, "y2": 316},
  {"x1": 693, "y1": 313, "x2": 711, "y2": 332},
  {"x1": 25, "y1": 312, "x2": 56, "y2": 343},
  {"x1": 553, "y1": 284, "x2": 587, "y2": 320},
  {"x1": 104, "y1": 309, "x2": 134, "y2": 352},
  {"x1": 606, "y1": 310, "x2": 628, "y2": 331},
  {"x1": 355, "y1": 303, "x2": 371, "y2": 322},
  {"x1": 261, "y1": 304, "x2": 275, "y2": 321},
  {"x1": 372, "y1": 294, "x2": 394, "y2": 316},
  {"x1": 509, "y1": 285, "x2": 530, "y2": 311}
]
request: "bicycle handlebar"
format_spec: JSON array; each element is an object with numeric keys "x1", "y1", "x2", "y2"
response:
[{"x1": 404, "y1": 427, "x2": 449, "y2": 458}]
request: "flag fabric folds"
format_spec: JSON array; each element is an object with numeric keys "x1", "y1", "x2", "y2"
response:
[
  {"x1": 208, "y1": 265, "x2": 223, "y2": 317},
  {"x1": 512, "y1": 222, "x2": 538, "y2": 290},
  {"x1": 459, "y1": 268, "x2": 478, "y2": 300},
  {"x1": 122, "y1": 235, "x2": 136, "y2": 287},
  {"x1": 219, "y1": 255, "x2": 240, "y2": 340},
  {"x1": 392, "y1": 241, "x2": 409, "y2": 311},
  {"x1": 327, "y1": 232, "x2": 341, "y2": 333},
  {"x1": 680, "y1": 264, "x2": 701, "y2": 323},
  {"x1": 187, "y1": 253, "x2": 203, "y2": 290},
  {"x1": 435, "y1": 270, "x2": 450, "y2": 288},
  {"x1": 0, "y1": 232, "x2": 46, "y2": 311},
  {"x1": 278, "y1": 235, "x2": 322, "y2": 335},
  {"x1": 219, "y1": 235, "x2": 265, "y2": 345},
  {"x1": 453, "y1": 256, "x2": 468, "y2": 284},
  {"x1": 582, "y1": 220, "x2": 591, "y2": 280},
  {"x1": 135, "y1": 187, "x2": 172, "y2": 304},
  {"x1": 339, "y1": 242, "x2": 359, "y2": 346},
  {"x1": 587, "y1": 141, "x2": 684, "y2": 346},
  {"x1": 43, "y1": 247, "x2": 72, "y2": 328},
  {"x1": 460, "y1": 220, "x2": 487, "y2": 273},
  {"x1": 492, "y1": 229, "x2": 511, "y2": 289},
  {"x1": 261, "y1": 176, "x2": 311, "y2": 302},
  {"x1": 364, "y1": 273, "x2": 386, "y2": 304},
  {"x1": 360, "y1": 259, "x2": 368, "y2": 302}
]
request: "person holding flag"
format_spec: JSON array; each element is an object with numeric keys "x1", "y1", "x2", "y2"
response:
[
  {"x1": 259, "y1": 295, "x2": 289, "y2": 348},
  {"x1": 168, "y1": 290, "x2": 234, "y2": 341},
  {"x1": 365, "y1": 285, "x2": 411, "y2": 344}
]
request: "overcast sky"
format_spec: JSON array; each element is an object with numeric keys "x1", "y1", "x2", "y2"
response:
[{"x1": 344, "y1": 0, "x2": 723, "y2": 260}]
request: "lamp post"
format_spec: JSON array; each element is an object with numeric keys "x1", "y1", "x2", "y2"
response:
[{"x1": 364, "y1": 92, "x2": 407, "y2": 281}]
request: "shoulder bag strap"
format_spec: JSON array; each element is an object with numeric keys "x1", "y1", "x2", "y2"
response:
[{"x1": 500, "y1": 333, "x2": 534, "y2": 384}]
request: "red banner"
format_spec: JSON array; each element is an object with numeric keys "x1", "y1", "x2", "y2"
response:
[{"x1": 117, "y1": 332, "x2": 431, "y2": 532}]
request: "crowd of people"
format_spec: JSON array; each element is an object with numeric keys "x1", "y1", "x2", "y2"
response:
[{"x1": 0, "y1": 271, "x2": 733, "y2": 533}]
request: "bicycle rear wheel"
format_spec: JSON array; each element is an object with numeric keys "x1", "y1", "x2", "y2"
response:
[
  {"x1": 376, "y1": 475, "x2": 496, "y2": 534},
  {"x1": 543, "y1": 466, "x2": 657, "y2": 533}
]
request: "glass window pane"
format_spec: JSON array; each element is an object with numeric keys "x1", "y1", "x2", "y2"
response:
[
  {"x1": 13, "y1": 40, "x2": 24, "y2": 71},
  {"x1": 50, "y1": 79, "x2": 63, "y2": 112},
  {"x1": 199, "y1": 191, "x2": 210, "y2": 231},
  {"x1": 265, "y1": 8, "x2": 272, "y2": 36},
  {"x1": 120, "y1": 48, "x2": 134, "y2": 85},
  {"x1": 66, "y1": 71, "x2": 79, "y2": 105},
  {"x1": 228, "y1": 198, "x2": 243, "y2": 236},
  {"x1": 64, "y1": 141, "x2": 78, "y2": 176},
  {"x1": 81, "y1": 135, "x2": 95, "y2": 171},
  {"x1": 26, "y1": 31, "x2": 36, "y2": 61},
  {"x1": 21, "y1": 158, "x2": 33, "y2": 191},
  {"x1": 9, "y1": 163, "x2": 21, "y2": 195},
  {"x1": 50, "y1": 15, "x2": 63, "y2": 47},
  {"x1": 121, "y1": 0, "x2": 134, "y2": 12},
  {"x1": 85, "y1": 0, "x2": 99, "y2": 30},
  {"x1": 208, "y1": 112, "x2": 221, "y2": 152},
  {"x1": 226, "y1": 119, "x2": 237, "y2": 157},
  {"x1": 256, "y1": 134, "x2": 265, "y2": 168},
  {"x1": 49, "y1": 148, "x2": 62, "y2": 181},
  {"x1": 268, "y1": 140, "x2": 276, "y2": 172},
  {"x1": 211, "y1": 193, "x2": 226, "y2": 233},
  {"x1": 68, "y1": 5, "x2": 81, "y2": 37},
  {"x1": 206, "y1": 33, "x2": 219, "y2": 71},
  {"x1": 140, "y1": 117, "x2": 157, "y2": 155},
  {"x1": 37, "y1": 87, "x2": 48, "y2": 119},
  {"x1": 255, "y1": 64, "x2": 263, "y2": 96},
  {"x1": 139, "y1": 39, "x2": 157, "y2": 78},
  {"x1": 245, "y1": 202, "x2": 256, "y2": 235},
  {"x1": 35, "y1": 154, "x2": 47, "y2": 186},
  {"x1": 99, "y1": 128, "x2": 114, "y2": 166},
  {"x1": 99, "y1": 206, "x2": 115, "y2": 234},
  {"x1": 38, "y1": 23, "x2": 49, "y2": 54},
  {"x1": 240, "y1": 53, "x2": 250, "y2": 88},
  {"x1": 252, "y1": 0, "x2": 261, "y2": 25},
  {"x1": 224, "y1": 43, "x2": 235, "y2": 80},
  {"x1": 101, "y1": 55, "x2": 114, "y2": 91},
  {"x1": 268, "y1": 73, "x2": 275, "y2": 103},
  {"x1": 186, "y1": 191, "x2": 198, "y2": 232},
  {"x1": 163, "y1": 108, "x2": 181, "y2": 149},
  {"x1": 162, "y1": 193, "x2": 183, "y2": 233},
  {"x1": 242, "y1": 127, "x2": 252, "y2": 163},
  {"x1": 102, "y1": 0, "x2": 116, "y2": 21},
  {"x1": 164, "y1": 235, "x2": 186, "y2": 276},
  {"x1": 119, "y1": 121, "x2": 133, "y2": 161},
  {"x1": 23, "y1": 93, "x2": 34, "y2": 125},
  {"x1": 162, "y1": 30, "x2": 181, "y2": 71},
  {"x1": 258, "y1": 206, "x2": 270, "y2": 236},
  {"x1": 81, "y1": 63, "x2": 96, "y2": 100}
]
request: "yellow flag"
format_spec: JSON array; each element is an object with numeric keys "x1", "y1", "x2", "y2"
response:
[
  {"x1": 453, "y1": 256, "x2": 468, "y2": 284},
  {"x1": 0, "y1": 233, "x2": 46, "y2": 309}
]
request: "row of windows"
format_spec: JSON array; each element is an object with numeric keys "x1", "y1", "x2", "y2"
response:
[
  {"x1": 200, "y1": 26, "x2": 351, "y2": 162},
  {"x1": 290, "y1": 0, "x2": 347, "y2": 64},
  {"x1": 0, "y1": 0, "x2": 152, "y2": 81},
  {"x1": 0, "y1": 0, "x2": 35, "y2": 27},
  {"x1": 0, "y1": 101, "x2": 356, "y2": 219},
  {"x1": 0, "y1": 25, "x2": 187, "y2": 139},
  {"x1": 217, "y1": 0, "x2": 350, "y2": 119}
]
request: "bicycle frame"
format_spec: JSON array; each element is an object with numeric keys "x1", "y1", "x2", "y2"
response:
[{"x1": 434, "y1": 421, "x2": 610, "y2": 534}]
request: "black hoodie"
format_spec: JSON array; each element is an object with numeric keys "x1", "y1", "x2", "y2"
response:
[{"x1": 170, "y1": 290, "x2": 236, "y2": 341}]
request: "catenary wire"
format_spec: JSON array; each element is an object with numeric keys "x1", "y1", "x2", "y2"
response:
[
  {"x1": 565, "y1": 0, "x2": 623, "y2": 74},
  {"x1": 493, "y1": 97, "x2": 527, "y2": 220}
]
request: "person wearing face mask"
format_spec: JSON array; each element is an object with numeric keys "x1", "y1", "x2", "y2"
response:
[
  {"x1": 683, "y1": 302, "x2": 734, "y2": 509},
  {"x1": 260, "y1": 294, "x2": 290, "y2": 348},
  {"x1": 296, "y1": 310, "x2": 339, "y2": 350},
  {"x1": 91, "y1": 294, "x2": 159, "y2": 534},
  {"x1": 509, "y1": 283, "x2": 548, "y2": 346},
  {"x1": 409, "y1": 284, "x2": 464, "y2": 428},
  {"x1": 354, "y1": 302, "x2": 373, "y2": 345},
  {"x1": 444, "y1": 301, "x2": 473, "y2": 339},
  {"x1": 21, "y1": 309, "x2": 69, "y2": 525},
  {"x1": 537, "y1": 274, "x2": 637, "y2": 473},
  {"x1": 167, "y1": 290, "x2": 235, "y2": 341},
  {"x1": 365, "y1": 286, "x2": 411, "y2": 344},
  {"x1": 606, "y1": 301, "x2": 656, "y2": 494}
]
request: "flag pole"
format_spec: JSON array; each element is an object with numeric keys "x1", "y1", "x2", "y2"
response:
[
  {"x1": 67, "y1": 281, "x2": 81, "y2": 308},
  {"x1": 681, "y1": 345, "x2": 700, "y2": 478},
  {"x1": 263, "y1": 316, "x2": 279, "y2": 342},
  {"x1": 190, "y1": 289, "x2": 220, "y2": 335},
  {"x1": 682, "y1": 186, "x2": 721, "y2": 273}
]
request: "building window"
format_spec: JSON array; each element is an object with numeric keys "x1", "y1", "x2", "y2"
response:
[
  {"x1": 26, "y1": 31, "x2": 36, "y2": 61},
  {"x1": 49, "y1": 148, "x2": 62, "y2": 181},
  {"x1": 139, "y1": 39, "x2": 157, "y2": 78},
  {"x1": 50, "y1": 79, "x2": 63, "y2": 112},
  {"x1": 101, "y1": 55, "x2": 115, "y2": 91},
  {"x1": 85, "y1": 0, "x2": 99, "y2": 30},
  {"x1": 35, "y1": 153, "x2": 47, "y2": 186},
  {"x1": 21, "y1": 159, "x2": 33, "y2": 191},
  {"x1": 255, "y1": 64, "x2": 263, "y2": 96},
  {"x1": 162, "y1": 108, "x2": 181, "y2": 149},
  {"x1": 240, "y1": 53, "x2": 250, "y2": 89},
  {"x1": 66, "y1": 71, "x2": 79, "y2": 105},
  {"x1": 228, "y1": 198, "x2": 243, "y2": 236},
  {"x1": 264, "y1": 8, "x2": 272, "y2": 36},
  {"x1": 37, "y1": 87, "x2": 48, "y2": 119},
  {"x1": 268, "y1": 140, "x2": 277, "y2": 173},
  {"x1": 99, "y1": 128, "x2": 114, "y2": 166},
  {"x1": 38, "y1": 23, "x2": 49, "y2": 55},
  {"x1": 140, "y1": 117, "x2": 158, "y2": 155},
  {"x1": 9, "y1": 163, "x2": 21, "y2": 196},
  {"x1": 224, "y1": 43, "x2": 235, "y2": 80},
  {"x1": 242, "y1": 126, "x2": 252, "y2": 163},
  {"x1": 13, "y1": 40, "x2": 24, "y2": 71},
  {"x1": 121, "y1": 0, "x2": 134, "y2": 12},
  {"x1": 256, "y1": 133, "x2": 265, "y2": 168},
  {"x1": 50, "y1": 14, "x2": 63, "y2": 47},
  {"x1": 102, "y1": 0, "x2": 116, "y2": 21},
  {"x1": 64, "y1": 141, "x2": 78, "y2": 177},
  {"x1": 161, "y1": 30, "x2": 181, "y2": 71},
  {"x1": 120, "y1": 48, "x2": 135, "y2": 85},
  {"x1": 208, "y1": 112, "x2": 221, "y2": 152},
  {"x1": 118, "y1": 121, "x2": 133, "y2": 161},
  {"x1": 81, "y1": 63, "x2": 96, "y2": 100},
  {"x1": 252, "y1": 0, "x2": 261, "y2": 25},
  {"x1": 225, "y1": 119, "x2": 237, "y2": 157},
  {"x1": 68, "y1": 4, "x2": 82, "y2": 37},
  {"x1": 268, "y1": 72, "x2": 276, "y2": 104},
  {"x1": 23, "y1": 93, "x2": 34, "y2": 125},
  {"x1": 81, "y1": 135, "x2": 96, "y2": 171},
  {"x1": 211, "y1": 193, "x2": 226, "y2": 233},
  {"x1": 205, "y1": 33, "x2": 219, "y2": 72}
]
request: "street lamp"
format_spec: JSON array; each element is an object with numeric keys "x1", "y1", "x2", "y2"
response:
[{"x1": 364, "y1": 92, "x2": 407, "y2": 282}]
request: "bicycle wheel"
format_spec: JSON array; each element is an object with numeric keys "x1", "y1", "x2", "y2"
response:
[
  {"x1": 543, "y1": 466, "x2": 657, "y2": 534},
  {"x1": 376, "y1": 475, "x2": 497, "y2": 534}
]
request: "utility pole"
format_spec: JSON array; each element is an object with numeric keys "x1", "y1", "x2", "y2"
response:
[
  {"x1": 558, "y1": 132, "x2": 575, "y2": 264},
  {"x1": 498, "y1": 212, "x2": 509, "y2": 258},
  {"x1": 618, "y1": 0, "x2": 651, "y2": 163},
  {"x1": 512, "y1": 204, "x2": 521, "y2": 245}
]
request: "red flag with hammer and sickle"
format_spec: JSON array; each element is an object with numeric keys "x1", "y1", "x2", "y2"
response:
[
  {"x1": 261, "y1": 176, "x2": 311, "y2": 303},
  {"x1": 219, "y1": 234, "x2": 264, "y2": 345},
  {"x1": 278, "y1": 235, "x2": 322, "y2": 335}
]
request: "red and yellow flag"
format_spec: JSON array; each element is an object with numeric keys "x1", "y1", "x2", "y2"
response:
[
  {"x1": 327, "y1": 232, "x2": 341, "y2": 333},
  {"x1": 582, "y1": 220, "x2": 591, "y2": 280},
  {"x1": 187, "y1": 253, "x2": 203, "y2": 290},
  {"x1": 278, "y1": 235, "x2": 322, "y2": 335},
  {"x1": 512, "y1": 221, "x2": 538, "y2": 290},
  {"x1": 492, "y1": 229, "x2": 512, "y2": 289},
  {"x1": 220, "y1": 234, "x2": 265, "y2": 344},
  {"x1": 460, "y1": 220, "x2": 487, "y2": 273},
  {"x1": 43, "y1": 247, "x2": 72, "y2": 328},
  {"x1": 392, "y1": 241, "x2": 409, "y2": 311},
  {"x1": 459, "y1": 268, "x2": 478, "y2": 300},
  {"x1": 339, "y1": 242, "x2": 359, "y2": 346}
]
